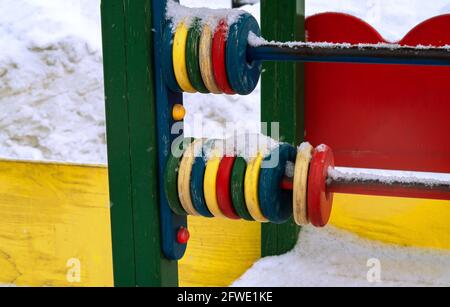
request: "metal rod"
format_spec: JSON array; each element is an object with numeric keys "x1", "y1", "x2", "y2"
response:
[
  {"x1": 248, "y1": 44, "x2": 450, "y2": 66},
  {"x1": 281, "y1": 168, "x2": 450, "y2": 201}
]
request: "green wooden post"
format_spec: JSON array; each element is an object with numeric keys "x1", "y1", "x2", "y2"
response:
[
  {"x1": 101, "y1": 0, "x2": 178, "y2": 287},
  {"x1": 261, "y1": 0, "x2": 305, "y2": 256}
]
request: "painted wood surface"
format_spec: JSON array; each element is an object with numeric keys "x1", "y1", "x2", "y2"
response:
[
  {"x1": 260, "y1": 0, "x2": 305, "y2": 256},
  {"x1": 0, "y1": 161, "x2": 113, "y2": 286},
  {"x1": 0, "y1": 160, "x2": 260, "y2": 287},
  {"x1": 179, "y1": 217, "x2": 261, "y2": 287},
  {"x1": 305, "y1": 13, "x2": 450, "y2": 173},
  {"x1": 102, "y1": 0, "x2": 181, "y2": 285}
]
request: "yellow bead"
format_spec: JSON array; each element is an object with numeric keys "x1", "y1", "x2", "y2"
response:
[
  {"x1": 178, "y1": 140, "x2": 202, "y2": 216},
  {"x1": 199, "y1": 24, "x2": 222, "y2": 94},
  {"x1": 293, "y1": 143, "x2": 313, "y2": 226},
  {"x1": 173, "y1": 22, "x2": 197, "y2": 93},
  {"x1": 172, "y1": 104, "x2": 186, "y2": 121},
  {"x1": 204, "y1": 148, "x2": 227, "y2": 218},
  {"x1": 244, "y1": 152, "x2": 269, "y2": 223}
]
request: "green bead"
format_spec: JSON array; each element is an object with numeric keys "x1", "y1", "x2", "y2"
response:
[
  {"x1": 186, "y1": 19, "x2": 209, "y2": 94},
  {"x1": 164, "y1": 138, "x2": 193, "y2": 216},
  {"x1": 231, "y1": 157, "x2": 254, "y2": 221}
]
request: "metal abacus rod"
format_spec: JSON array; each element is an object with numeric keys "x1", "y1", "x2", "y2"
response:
[
  {"x1": 247, "y1": 43, "x2": 450, "y2": 66},
  {"x1": 281, "y1": 167, "x2": 450, "y2": 201}
]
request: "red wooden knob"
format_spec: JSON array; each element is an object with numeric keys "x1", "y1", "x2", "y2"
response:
[{"x1": 177, "y1": 227, "x2": 190, "y2": 244}]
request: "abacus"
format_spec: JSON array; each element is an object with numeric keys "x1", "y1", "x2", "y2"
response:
[
  {"x1": 155, "y1": 1, "x2": 450, "y2": 261},
  {"x1": 101, "y1": 0, "x2": 450, "y2": 286}
]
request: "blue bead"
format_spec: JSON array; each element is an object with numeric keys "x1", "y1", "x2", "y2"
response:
[
  {"x1": 190, "y1": 156, "x2": 214, "y2": 218},
  {"x1": 162, "y1": 22, "x2": 183, "y2": 93},
  {"x1": 259, "y1": 144, "x2": 297, "y2": 224},
  {"x1": 226, "y1": 13, "x2": 262, "y2": 95}
]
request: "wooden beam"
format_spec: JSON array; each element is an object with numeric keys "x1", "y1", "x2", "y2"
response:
[
  {"x1": 260, "y1": 0, "x2": 305, "y2": 256},
  {"x1": 101, "y1": 0, "x2": 177, "y2": 287}
]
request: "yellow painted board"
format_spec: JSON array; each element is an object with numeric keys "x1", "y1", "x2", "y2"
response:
[
  {"x1": 179, "y1": 216, "x2": 260, "y2": 287},
  {"x1": 0, "y1": 160, "x2": 259, "y2": 287},
  {"x1": 330, "y1": 194, "x2": 450, "y2": 250},
  {"x1": 0, "y1": 160, "x2": 113, "y2": 287}
]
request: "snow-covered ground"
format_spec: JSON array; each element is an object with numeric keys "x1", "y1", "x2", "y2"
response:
[
  {"x1": 233, "y1": 226, "x2": 450, "y2": 287},
  {"x1": 1, "y1": 0, "x2": 450, "y2": 287},
  {"x1": 0, "y1": 0, "x2": 105, "y2": 163},
  {"x1": 2, "y1": 0, "x2": 450, "y2": 163}
]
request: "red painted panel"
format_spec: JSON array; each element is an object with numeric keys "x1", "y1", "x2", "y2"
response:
[{"x1": 305, "y1": 13, "x2": 450, "y2": 173}]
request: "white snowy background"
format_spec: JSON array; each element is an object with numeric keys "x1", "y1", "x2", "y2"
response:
[{"x1": 1, "y1": 0, "x2": 450, "y2": 286}]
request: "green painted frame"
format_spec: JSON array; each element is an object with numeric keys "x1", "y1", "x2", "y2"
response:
[
  {"x1": 101, "y1": 0, "x2": 177, "y2": 287},
  {"x1": 261, "y1": 0, "x2": 305, "y2": 257}
]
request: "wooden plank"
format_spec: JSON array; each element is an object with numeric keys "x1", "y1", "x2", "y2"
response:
[
  {"x1": 151, "y1": 0, "x2": 188, "y2": 263},
  {"x1": 260, "y1": 0, "x2": 305, "y2": 256},
  {"x1": 100, "y1": 0, "x2": 136, "y2": 286},
  {"x1": 330, "y1": 194, "x2": 450, "y2": 249},
  {"x1": 179, "y1": 217, "x2": 260, "y2": 287},
  {"x1": 0, "y1": 161, "x2": 113, "y2": 286},
  {"x1": 123, "y1": 0, "x2": 178, "y2": 287},
  {"x1": 101, "y1": 0, "x2": 177, "y2": 286}
]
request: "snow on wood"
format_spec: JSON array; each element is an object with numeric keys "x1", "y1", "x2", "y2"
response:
[
  {"x1": 201, "y1": 134, "x2": 280, "y2": 162},
  {"x1": 166, "y1": 0, "x2": 245, "y2": 31}
]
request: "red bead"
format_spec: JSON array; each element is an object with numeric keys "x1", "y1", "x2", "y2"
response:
[
  {"x1": 177, "y1": 227, "x2": 190, "y2": 244},
  {"x1": 212, "y1": 19, "x2": 236, "y2": 95},
  {"x1": 216, "y1": 156, "x2": 241, "y2": 220},
  {"x1": 307, "y1": 145, "x2": 335, "y2": 227}
]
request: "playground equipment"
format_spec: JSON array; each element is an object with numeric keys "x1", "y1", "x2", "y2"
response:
[
  {"x1": 99, "y1": 0, "x2": 450, "y2": 287},
  {"x1": 0, "y1": 0, "x2": 449, "y2": 288},
  {"x1": 150, "y1": 0, "x2": 450, "y2": 262},
  {"x1": 3, "y1": 0, "x2": 450, "y2": 288}
]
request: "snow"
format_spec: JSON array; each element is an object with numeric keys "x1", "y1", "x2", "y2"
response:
[
  {"x1": 306, "y1": 0, "x2": 450, "y2": 42},
  {"x1": 2, "y1": 0, "x2": 449, "y2": 163},
  {"x1": 329, "y1": 167, "x2": 450, "y2": 187},
  {"x1": 199, "y1": 134, "x2": 280, "y2": 162},
  {"x1": 298, "y1": 142, "x2": 313, "y2": 153},
  {"x1": 180, "y1": 0, "x2": 262, "y2": 143},
  {"x1": 248, "y1": 31, "x2": 450, "y2": 50},
  {"x1": 167, "y1": 0, "x2": 245, "y2": 31},
  {"x1": 233, "y1": 226, "x2": 450, "y2": 287},
  {"x1": 0, "y1": 0, "x2": 105, "y2": 164},
  {"x1": 1, "y1": 0, "x2": 450, "y2": 287}
]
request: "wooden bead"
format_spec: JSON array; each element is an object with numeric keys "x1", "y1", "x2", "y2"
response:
[
  {"x1": 164, "y1": 139, "x2": 190, "y2": 216},
  {"x1": 244, "y1": 152, "x2": 268, "y2": 222},
  {"x1": 172, "y1": 104, "x2": 186, "y2": 121},
  {"x1": 173, "y1": 22, "x2": 196, "y2": 93},
  {"x1": 177, "y1": 226, "x2": 190, "y2": 244},
  {"x1": 259, "y1": 144, "x2": 296, "y2": 224},
  {"x1": 217, "y1": 156, "x2": 241, "y2": 219},
  {"x1": 293, "y1": 143, "x2": 313, "y2": 226},
  {"x1": 199, "y1": 24, "x2": 222, "y2": 94},
  {"x1": 186, "y1": 19, "x2": 209, "y2": 93},
  {"x1": 204, "y1": 142, "x2": 227, "y2": 218},
  {"x1": 231, "y1": 157, "x2": 254, "y2": 221},
  {"x1": 308, "y1": 145, "x2": 335, "y2": 227},
  {"x1": 226, "y1": 13, "x2": 262, "y2": 95},
  {"x1": 190, "y1": 155, "x2": 214, "y2": 217},
  {"x1": 162, "y1": 22, "x2": 183, "y2": 93},
  {"x1": 212, "y1": 19, "x2": 236, "y2": 95},
  {"x1": 178, "y1": 140, "x2": 203, "y2": 216}
]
